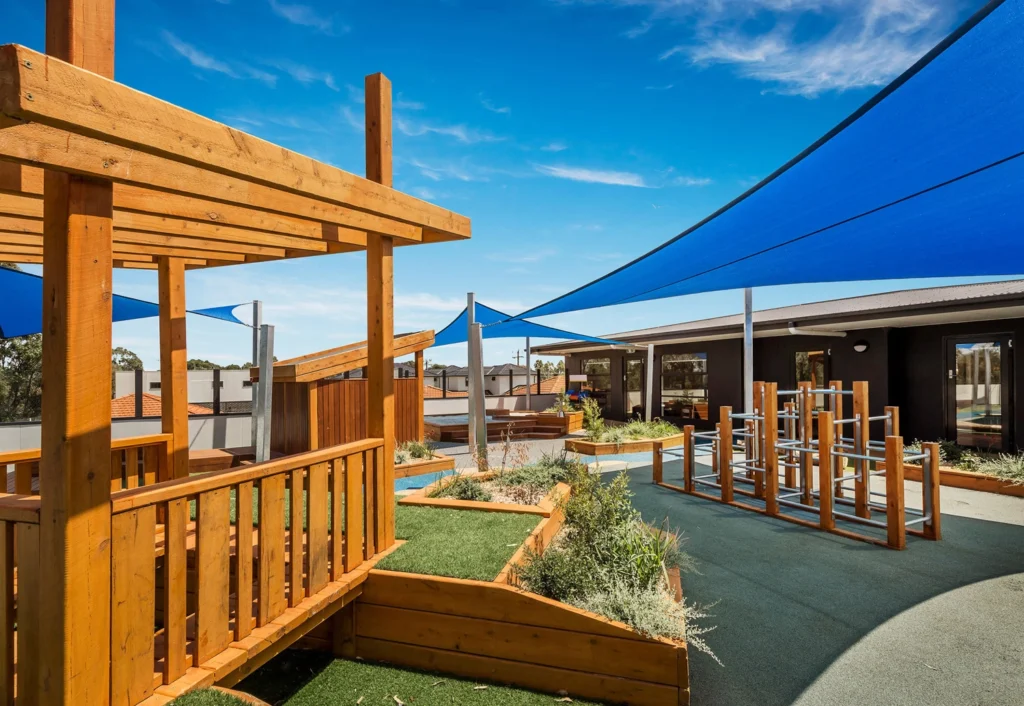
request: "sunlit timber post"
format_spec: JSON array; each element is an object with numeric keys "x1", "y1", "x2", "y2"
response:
[{"x1": 366, "y1": 72, "x2": 395, "y2": 550}]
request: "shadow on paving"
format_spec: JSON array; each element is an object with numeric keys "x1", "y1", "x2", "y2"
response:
[{"x1": 621, "y1": 463, "x2": 1024, "y2": 706}]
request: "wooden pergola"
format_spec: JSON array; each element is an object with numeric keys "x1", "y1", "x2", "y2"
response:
[{"x1": 0, "y1": 2, "x2": 470, "y2": 703}]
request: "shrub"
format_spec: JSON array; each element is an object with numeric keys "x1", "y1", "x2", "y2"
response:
[
  {"x1": 581, "y1": 397, "x2": 605, "y2": 441},
  {"x1": 429, "y1": 474, "x2": 492, "y2": 502},
  {"x1": 394, "y1": 439, "x2": 436, "y2": 465},
  {"x1": 976, "y1": 453, "x2": 1024, "y2": 485},
  {"x1": 545, "y1": 393, "x2": 575, "y2": 414}
]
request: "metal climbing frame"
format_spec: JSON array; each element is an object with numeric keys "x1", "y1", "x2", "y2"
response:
[{"x1": 652, "y1": 380, "x2": 943, "y2": 549}]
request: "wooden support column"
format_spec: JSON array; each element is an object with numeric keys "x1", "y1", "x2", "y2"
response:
[
  {"x1": 719, "y1": 407, "x2": 733, "y2": 503},
  {"x1": 798, "y1": 381, "x2": 814, "y2": 505},
  {"x1": 885, "y1": 435, "x2": 906, "y2": 550},
  {"x1": 922, "y1": 441, "x2": 942, "y2": 541},
  {"x1": 38, "y1": 1, "x2": 115, "y2": 704},
  {"x1": 415, "y1": 350, "x2": 425, "y2": 442},
  {"x1": 817, "y1": 410, "x2": 835, "y2": 530},
  {"x1": 308, "y1": 380, "x2": 319, "y2": 451},
  {"x1": 763, "y1": 383, "x2": 778, "y2": 516},
  {"x1": 830, "y1": 380, "x2": 845, "y2": 498},
  {"x1": 158, "y1": 257, "x2": 189, "y2": 481},
  {"x1": 852, "y1": 381, "x2": 870, "y2": 519},
  {"x1": 652, "y1": 441, "x2": 664, "y2": 484},
  {"x1": 365, "y1": 73, "x2": 395, "y2": 550},
  {"x1": 682, "y1": 425, "x2": 694, "y2": 493}
]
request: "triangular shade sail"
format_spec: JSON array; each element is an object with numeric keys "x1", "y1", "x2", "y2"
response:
[
  {"x1": 0, "y1": 266, "x2": 247, "y2": 338},
  {"x1": 432, "y1": 302, "x2": 624, "y2": 348},
  {"x1": 517, "y1": 0, "x2": 1024, "y2": 320}
]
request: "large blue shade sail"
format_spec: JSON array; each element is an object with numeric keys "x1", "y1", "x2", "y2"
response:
[
  {"x1": 432, "y1": 302, "x2": 623, "y2": 348},
  {"x1": 0, "y1": 267, "x2": 247, "y2": 338},
  {"x1": 517, "y1": 0, "x2": 1024, "y2": 320},
  {"x1": 189, "y1": 304, "x2": 247, "y2": 326}
]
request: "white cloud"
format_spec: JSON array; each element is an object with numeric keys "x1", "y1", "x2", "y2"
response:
[
  {"x1": 395, "y1": 117, "x2": 504, "y2": 144},
  {"x1": 265, "y1": 60, "x2": 338, "y2": 90},
  {"x1": 345, "y1": 84, "x2": 366, "y2": 104},
  {"x1": 485, "y1": 248, "x2": 559, "y2": 264},
  {"x1": 480, "y1": 95, "x2": 511, "y2": 115},
  {"x1": 645, "y1": 83, "x2": 674, "y2": 90},
  {"x1": 534, "y1": 164, "x2": 647, "y2": 187},
  {"x1": 340, "y1": 106, "x2": 364, "y2": 132},
  {"x1": 623, "y1": 21, "x2": 652, "y2": 39},
  {"x1": 268, "y1": 0, "x2": 342, "y2": 34},
  {"x1": 407, "y1": 158, "x2": 482, "y2": 183},
  {"x1": 396, "y1": 95, "x2": 426, "y2": 111},
  {"x1": 162, "y1": 32, "x2": 276, "y2": 86},
  {"x1": 412, "y1": 186, "x2": 438, "y2": 200},
  {"x1": 583, "y1": 0, "x2": 955, "y2": 97},
  {"x1": 673, "y1": 175, "x2": 712, "y2": 186},
  {"x1": 540, "y1": 141, "x2": 568, "y2": 152}
]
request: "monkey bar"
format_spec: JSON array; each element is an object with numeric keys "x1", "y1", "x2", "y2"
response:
[{"x1": 653, "y1": 381, "x2": 942, "y2": 550}]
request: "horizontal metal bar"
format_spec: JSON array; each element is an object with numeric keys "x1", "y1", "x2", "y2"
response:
[
  {"x1": 733, "y1": 475, "x2": 757, "y2": 486},
  {"x1": 661, "y1": 448, "x2": 687, "y2": 458},
  {"x1": 902, "y1": 452, "x2": 928, "y2": 462},
  {"x1": 778, "y1": 461, "x2": 801, "y2": 469},
  {"x1": 867, "y1": 414, "x2": 892, "y2": 422},
  {"x1": 833, "y1": 510, "x2": 887, "y2": 528},
  {"x1": 834, "y1": 474, "x2": 859, "y2": 483},
  {"x1": 834, "y1": 451, "x2": 877, "y2": 462},
  {"x1": 777, "y1": 390, "x2": 801, "y2": 396},
  {"x1": 694, "y1": 478, "x2": 722, "y2": 489},
  {"x1": 904, "y1": 515, "x2": 931, "y2": 526},
  {"x1": 777, "y1": 445, "x2": 816, "y2": 454},
  {"x1": 833, "y1": 417, "x2": 859, "y2": 425},
  {"x1": 777, "y1": 491, "x2": 803, "y2": 500},
  {"x1": 693, "y1": 473, "x2": 719, "y2": 481},
  {"x1": 777, "y1": 413, "x2": 799, "y2": 419},
  {"x1": 778, "y1": 498, "x2": 819, "y2": 514},
  {"x1": 733, "y1": 431, "x2": 755, "y2": 438},
  {"x1": 730, "y1": 412, "x2": 763, "y2": 420},
  {"x1": 730, "y1": 461, "x2": 764, "y2": 473}
]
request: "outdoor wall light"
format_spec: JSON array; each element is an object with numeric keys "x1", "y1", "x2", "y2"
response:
[{"x1": 853, "y1": 340, "x2": 870, "y2": 353}]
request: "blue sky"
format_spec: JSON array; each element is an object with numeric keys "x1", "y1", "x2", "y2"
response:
[{"x1": 7, "y1": 0, "x2": 998, "y2": 368}]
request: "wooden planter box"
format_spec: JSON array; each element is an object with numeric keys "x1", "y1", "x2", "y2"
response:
[
  {"x1": 355, "y1": 570, "x2": 690, "y2": 706},
  {"x1": 399, "y1": 471, "x2": 569, "y2": 517},
  {"x1": 903, "y1": 463, "x2": 1024, "y2": 498},
  {"x1": 395, "y1": 453, "x2": 455, "y2": 479},
  {"x1": 566, "y1": 433, "x2": 686, "y2": 457}
]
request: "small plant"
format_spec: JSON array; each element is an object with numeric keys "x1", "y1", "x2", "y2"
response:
[
  {"x1": 429, "y1": 474, "x2": 492, "y2": 502},
  {"x1": 394, "y1": 439, "x2": 436, "y2": 465},
  {"x1": 545, "y1": 393, "x2": 574, "y2": 414},
  {"x1": 581, "y1": 397, "x2": 605, "y2": 441},
  {"x1": 976, "y1": 453, "x2": 1024, "y2": 485}
]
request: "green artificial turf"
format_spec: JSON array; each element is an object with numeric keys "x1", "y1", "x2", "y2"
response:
[
  {"x1": 169, "y1": 689, "x2": 249, "y2": 706},
  {"x1": 374, "y1": 504, "x2": 539, "y2": 580}
]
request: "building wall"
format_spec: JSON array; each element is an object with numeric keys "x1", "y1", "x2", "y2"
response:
[
  {"x1": 114, "y1": 369, "x2": 253, "y2": 404},
  {"x1": 0, "y1": 415, "x2": 253, "y2": 453}
]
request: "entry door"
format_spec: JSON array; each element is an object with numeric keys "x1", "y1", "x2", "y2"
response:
[
  {"x1": 623, "y1": 358, "x2": 645, "y2": 420},
  {"x1": 945, "y1": 336, "x2": 1012, "y2": 451}
]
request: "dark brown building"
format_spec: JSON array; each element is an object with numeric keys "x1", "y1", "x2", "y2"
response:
[{"x1": 534, "y1": 280, "x2": 1024, "y2": 452}]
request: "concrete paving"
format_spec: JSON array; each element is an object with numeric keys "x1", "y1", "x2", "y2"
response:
[{"x1": 444, "y1": 436, "x2": 1024, "y2": 706}]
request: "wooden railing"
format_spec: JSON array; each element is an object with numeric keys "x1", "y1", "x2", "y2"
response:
[
  {"x1": 0, "y1": 434, "x2": 171, "y2": 494},
  {"x1": 106, "y1": 438, "x2": 383, "y2": 705},
  {"x1": 0, "y1": 494, "x2": 41, "y2": 705}
]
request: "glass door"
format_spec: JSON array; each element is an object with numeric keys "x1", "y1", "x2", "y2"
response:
[
  {"x1": 623, "y1": 358, "x2": 645, "y2": 420},
  {"x1": 946, "y1": 337, "x2": 1011, "y2": 451}
]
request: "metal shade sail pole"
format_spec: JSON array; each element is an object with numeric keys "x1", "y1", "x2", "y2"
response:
[
  {"x1": 467, "y1": 293, "x2": 478, "y2": 452},
  {"x1": 255, "y1": 323, "x2": 274, "y2": 462},
  {"x1": 470, "y1": 323, "x2": 488, "y2": 459},
  {"x1": 645, "y1": 344, "x2": 655, "y2": 422},
  {"x1": 525, "y1": 336, "x2": 532, "y2": 411},
  {"x1": 251, "y1": 299, "x2": 262, "y2": 449},
  {"x1": 744, "y1": 287, "x2": 754, "y2": 415}
]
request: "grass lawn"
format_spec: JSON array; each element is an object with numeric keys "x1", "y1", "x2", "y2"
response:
[
  {"x1": 374, "y1": 504, "x2": 539, "y2": 580},
  {"x1": 169, "y1": 689, "x2": 252, "y2": 706},
  {"x1": 173, "y1": 651, "x2": 604, "y2": 705}
]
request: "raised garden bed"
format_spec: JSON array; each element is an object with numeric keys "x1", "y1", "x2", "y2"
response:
[
  {"x1": 399, "y1": 470, "x2": 570, "y2": 517},
  {"x1": 900, "y1": 463, "x2": 1024, "y2": 498},
  {"x1": 395, "y1": 452, "x2": 455, "y2": 479},
  {"x1": 566, "y1": 433, "x2": 687, "y2": 457}
]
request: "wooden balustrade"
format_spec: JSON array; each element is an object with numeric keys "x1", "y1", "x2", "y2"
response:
[
  {"x1": 0, "y1": 495, "x2": 42, "y2": 705},
  {"x1": 106, "y1": 438, "x2": 382, "y2": 705},
  {"x1": 0, "y1": 434, "x2": 171, "y2": 494}
]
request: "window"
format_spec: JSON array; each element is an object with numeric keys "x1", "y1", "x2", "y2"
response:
[
  {"x1": 580, "y1": 358, "x2": 611, "y2": 409},
  {"x1": 242, "y1": 380, "x2": 253, "y2": 388},
  {"x1": 149, "y1": 382, "x2": 161, "y2": 390},
  {"x1": 661, "y1": 353, "x2": 708, "y2": 419},
  {"x1": 795, "y1": 351, "x2": 827, "y2": 409}
]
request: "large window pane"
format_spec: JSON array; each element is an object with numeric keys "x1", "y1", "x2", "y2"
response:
[
  {"x1": 581, "y1": 358, "x2": 611, "y2": 409},
  {"x1": 955, "y1": 342, "x2": 1003, "y2": 450},
  {"x1": 795, "y1": 350, "x2": 827, "y2": 409},
  {"x1": 662, "y1": 353, "x2": 708, "y2": 420}
]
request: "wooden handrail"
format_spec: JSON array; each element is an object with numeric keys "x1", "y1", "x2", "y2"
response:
[
  {"x1": 0, "y1": 493, "x2": 41, "y2": 524},
  {"x1": 0, "y1": 432, "x2": 172, "y2": 466},
  {"x1": 111, "y1": 438, "x2": 384, "y2": 513}
]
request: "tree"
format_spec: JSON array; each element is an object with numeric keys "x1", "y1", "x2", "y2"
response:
[
  {"x1": 0, "y1": 335, "x2": 43, "y2": 422},
  {"x1": 187, "y1": 358, "x2": 218, "y2": 370},
  {"x1": 534, "y1": 359, "x2": 565, "y2": 377},
  {"x1": 111, "y1": 346, "x2": 143, "y2": 371}
]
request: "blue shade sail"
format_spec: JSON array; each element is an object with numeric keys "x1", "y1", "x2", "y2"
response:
[
  {"x1": 516, "y1": 0, "x2": 1024, "y2": 320},
  {"x1": 190, "y1": 304, "x2": 247, "y2": 326},
  {"x1": 432, "y1": 302, "x2": 624, "y2": 348},
  {"x1": 0, "y1": 267, "x2": 246, "y2": 338}
]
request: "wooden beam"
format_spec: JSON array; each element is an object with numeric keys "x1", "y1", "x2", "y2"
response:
[
  {"x1": 365, "y1": 73, "x2": 395, "y2": 551},
  {"x1": 0, "y1": 123, "x2": 425, "y2": 242},
  {"x1": 1, "y1": 44, "x2": 471, "y2": 239},
  {"x1": 415, "y1": 350, "x2": 425, "y2": 442},
  {"x1": 36, "y1": 1, "x2": 115, "y2": 703},
  {"x1": 159, "y1": 257, "x2": 190, "y2": 481}
]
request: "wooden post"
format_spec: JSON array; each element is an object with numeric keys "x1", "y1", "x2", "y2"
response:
[
  {"x1": 852, "y1": 381, "x2": 870, "y2": 519},
  {"x1": 763, "y1": 383, "x2": 778, "y2": 516},
  {"x1": 885, "y1": 435, "x2": 906, "y2": 549},
  {"x1": 365, "y1": 73, "x2": 395, "y2": 550},
  {"x1": 38, "y1": 1, "x2": 115, "y2": 703},
  {"x1": 308, "y1": 380, "x2": 319, "y2": 451},
  {"x1": 719, "y1": 407, "x2": 733, "y2": 503},
  {"x1": 751, "y1": 381, "x2": 764, "y2": 498},
  {"x1": 798, "y1": 381, "x2": 814, "y2": 505},
  {"x1": 683, "y1": 425, "x2": 694, "y2": 493},
  {"x1": 783, "y1": 401, "x2": 796, "y2": 489},
  {"x1": 885, "y1": 405, "x2": 900, "y2": 437},
  {"x1": 922, "y1": 441, "x2": 942, "y2": 540},
  {"x1": 415, "y1": 350, "x2": 425, "y2": 442},
  {"x1": 158, "y1": 257, "x2": 189, "y2": 480},
  {"x1": 830, "y1": 380, "x2": 845, "y2": 498},
  {"x1": 817, "y1": 411, "x2": 835, "y2": 530},
  {"x1": 652, "y1": 441, "x2": 664, "y2": 484}
]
